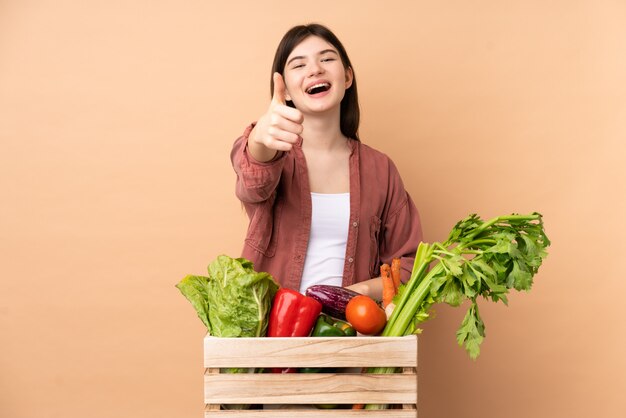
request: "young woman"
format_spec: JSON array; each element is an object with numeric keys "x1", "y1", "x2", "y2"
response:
[{"x1": 230, "y1": 24, "x2": 422, "y2": 300}]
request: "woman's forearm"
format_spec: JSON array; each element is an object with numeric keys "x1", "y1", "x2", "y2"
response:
[{"x1": 345, "y1": 277, "x2": 382, "y2": 301}]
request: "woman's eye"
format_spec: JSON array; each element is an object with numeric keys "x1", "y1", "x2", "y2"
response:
[
  {"x1": 293, "y1": 63, "x2": 305, "y2": 69},
  {"x1": 322, "y1": 58, "x2": 335, "y2": 62}
]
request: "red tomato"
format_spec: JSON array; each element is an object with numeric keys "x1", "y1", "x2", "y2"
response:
[{"x1": 345, "y1": 295, "x2": 387, "y2": 335}]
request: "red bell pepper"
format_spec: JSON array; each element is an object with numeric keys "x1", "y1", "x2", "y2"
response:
[
  {"x1": 267, "y1": 288, "x2": 322, "y2": 373},
  {"x1": 268, "y1": 288, "x2": 322, "y2": 337}
]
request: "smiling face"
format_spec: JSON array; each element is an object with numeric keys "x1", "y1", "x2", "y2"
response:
[{"x1": 282, "y1": 35, "x2": 353, "y2": 116}]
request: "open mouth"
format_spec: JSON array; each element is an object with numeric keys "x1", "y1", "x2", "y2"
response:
[{"x1": 306, "y1": 83, "x2": 331, "y2": 95}]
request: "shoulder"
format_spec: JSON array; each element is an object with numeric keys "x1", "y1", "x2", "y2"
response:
[{"x1": 355, "y1": 140, "x2": 401, "y2": 176}]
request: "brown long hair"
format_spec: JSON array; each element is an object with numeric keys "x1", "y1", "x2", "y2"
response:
[{"x1": 270, "y1": 24, "x2": 360, "y2": 141}]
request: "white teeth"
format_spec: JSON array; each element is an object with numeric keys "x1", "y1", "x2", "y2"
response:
[{"x1": 306, "y1": 83, "x2": 330, "y2": 94}]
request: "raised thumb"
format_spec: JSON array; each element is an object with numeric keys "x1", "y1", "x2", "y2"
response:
[{"x1": 272, "y1": 72, "x2": 287, "y2": 105}]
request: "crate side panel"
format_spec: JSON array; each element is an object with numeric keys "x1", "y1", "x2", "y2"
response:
[
  {"x1": 204, "y1": 373, "x2": 417, "y2": 405},
  {"x1": 204, "y1": 336, "x2": 417, "y2": 368},
  {"x1": 204, "y1": 409, "x2": 417, "y2": 417}
]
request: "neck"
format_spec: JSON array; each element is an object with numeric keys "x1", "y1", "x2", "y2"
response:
[{"x1": 301, "y1": 110, "x2": 345, "y2": 151}]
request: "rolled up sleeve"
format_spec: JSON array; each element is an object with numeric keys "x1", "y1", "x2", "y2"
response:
[{"x1": 230, "y1": 124, "x2": 287, "y2": 203}]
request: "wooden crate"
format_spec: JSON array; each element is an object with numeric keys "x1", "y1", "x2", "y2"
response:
[{"x1": 204, "y1": 335, "x2": 418, "y2": 417}]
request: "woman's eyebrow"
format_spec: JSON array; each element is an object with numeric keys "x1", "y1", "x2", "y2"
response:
[
  {"x1": 319, "y1": 49, "x2": 338, "y2": 56},
  {"x1": 287, "y1": 49, "x2": 338, "y2": 66}
]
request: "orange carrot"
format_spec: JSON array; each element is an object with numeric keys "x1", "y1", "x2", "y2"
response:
[
  {"x1": 381, "y1": 263, "x2": 394, "y2": 308},
  {"x1": 391, "y1": 258, "x2": 402, "y2": 292}
]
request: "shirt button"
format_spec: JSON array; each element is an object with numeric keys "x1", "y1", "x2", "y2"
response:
[
  {"x1": 352, "y1": 221, "x2": 358, "y2": 227},
  {"x1": 348, "y1": 257, "x2": 354, "y2": 263}
]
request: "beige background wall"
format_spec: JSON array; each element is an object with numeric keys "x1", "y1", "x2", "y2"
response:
[{"x1": 1, "y1": 1, "x2": 624, "y2": 417}]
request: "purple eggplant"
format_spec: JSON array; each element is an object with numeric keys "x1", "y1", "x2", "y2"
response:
[{"x1": 305, "y1": 285, "x2": 361, "y2": 320}]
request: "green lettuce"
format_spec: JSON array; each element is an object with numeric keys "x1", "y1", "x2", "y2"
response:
[
  {"x1": 176, "y1": 255, "x2": 279, "y2": 337},
  {"x1": 176, "y1": 255, "x2": 279, "y2": 409}
]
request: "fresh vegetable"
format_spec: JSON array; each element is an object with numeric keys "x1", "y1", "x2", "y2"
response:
[
  {"x1": 391, "y1": 258, "x2": 401, "y2": 293},
  {"x1": 312, "y1": 314, "x2": 356, "y2": 337},
  {"x1": 333, "y1": 319, "x2": 357, "y2": 336},
  {"x1": 312, "y1": 315, "x2": 345, "y2": 337},
  {"x1": 345, "y1": 295, "x2": 387, "y2": 335},
  {"x1": 268, "y1": 288, "x2": 322, "y2": 373},
  {"x1": 305, "y1": 285, "x2": 361, "y2": 320},
  {"x1": 364, "y1": 212, "x2": 550, "y2": 410},
  {"x1": 382, "y1": 263, "x2": 398, "y2": 319},
  {"x1": 176, "y1": 255, "x2": 279, "y2": 410},
  {"x1": 384, "y1": 213, "x2": 550, "y2": 356},
  {"x1": 175, "y1": 255, "x2": 279, "y2": 338},
  {"x1": 268, "y1": 288, "x2": 322, "y2": 337},
  {"x1": 381, "y1": 263, "x2": 395, "y2": 308}
]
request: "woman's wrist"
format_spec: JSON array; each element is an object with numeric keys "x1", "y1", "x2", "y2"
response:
[{"x1": 247, "y1": 125, "x2": 278, "y2": 162}]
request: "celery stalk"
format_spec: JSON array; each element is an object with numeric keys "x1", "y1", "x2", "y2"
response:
[{"x1": 364, "y1": 213, "x2": 550, "y2": 410}]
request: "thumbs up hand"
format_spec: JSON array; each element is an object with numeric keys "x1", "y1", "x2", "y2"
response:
[
  {"x1": 248, "y1": 73, "x2": 304, "y2": 162},
  {"x1": 271, "y1": 71, "x2": 289, "y2": 106}
]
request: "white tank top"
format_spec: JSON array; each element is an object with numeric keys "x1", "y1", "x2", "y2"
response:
[{"x1": 299, "y1": 192, "x2": 350, "y2": 294}]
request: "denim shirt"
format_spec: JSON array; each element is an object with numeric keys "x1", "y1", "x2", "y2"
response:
[{"x1": 230, "y1": 124, "x2": 423, "y2": 291}]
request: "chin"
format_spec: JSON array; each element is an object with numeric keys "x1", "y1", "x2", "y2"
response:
[{"x1": 305, "y1": 100, "x2": 340, "y2": 114}]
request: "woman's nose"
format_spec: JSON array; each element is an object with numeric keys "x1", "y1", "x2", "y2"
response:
[{"x1": 308, "y1": 62, "x2": 324, "y2": 77}]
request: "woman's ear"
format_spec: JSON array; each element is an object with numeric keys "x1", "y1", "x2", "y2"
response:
[{"x1": 345, "y1": 67, "x2": 354, "y2": 89}]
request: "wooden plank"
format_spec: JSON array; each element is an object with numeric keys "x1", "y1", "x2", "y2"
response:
[
  {"x1": 205, "y1": 368, "x2": 221, "y2": 411},
  {"x1": 204, "y1": 336, "x2": 418, "y2": 368},
  {"x1": 401, "y1": 368, "x2": 417, "y2": 411},
  {"x1": 204, "y1": 408, "x2": 417, "y2": 417},
  {"x1": 204, "y1": 373, "x2": 417, "y2": 405}
]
